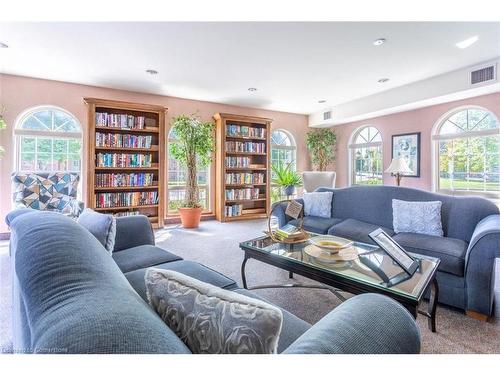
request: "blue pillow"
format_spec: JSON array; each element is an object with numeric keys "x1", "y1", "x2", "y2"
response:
[
  {"x1": 77, "y1": 209, "x2": 116, "y2": 253},
  {"x1": 303, "y1": 192, "x2": 333, "y2": 218}
]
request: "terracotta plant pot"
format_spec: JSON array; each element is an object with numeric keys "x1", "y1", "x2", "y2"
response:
[{"x1": 178, "y1": 207, "x2": 203, "y2": 228}]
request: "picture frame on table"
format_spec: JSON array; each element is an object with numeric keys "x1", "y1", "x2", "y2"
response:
[{"x1": 391, "y1": 132, "x2": 420, "y2": 177}]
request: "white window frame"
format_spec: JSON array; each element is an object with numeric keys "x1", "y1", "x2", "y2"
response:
[
  {"x1": 167, "y1": 128, "x2": 210, "y2": 215},
  {"x1": 348, "y1": 125, "x2": 383, "y2": 186},
  {"x1": 14, "y1": 105, "x2": 82, "y2": 173},
  {"x1": 270, "y1": 129, "x2": 297, "y2": 171},
  {"x1": 431, "y1": 105, "x2": 500, "y2": 199}
]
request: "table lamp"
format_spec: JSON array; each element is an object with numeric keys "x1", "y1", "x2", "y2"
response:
[{"x1": 385, "y1": 158, "x2": 412, "y2": 186}]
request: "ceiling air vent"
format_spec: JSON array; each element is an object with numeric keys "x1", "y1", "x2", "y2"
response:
[
  {"x1": 323, "y1": 111, "x2": 332, "y2": 121},
  {"x1": 470, "y1": 64, "x2": 496, "y2": 85}
]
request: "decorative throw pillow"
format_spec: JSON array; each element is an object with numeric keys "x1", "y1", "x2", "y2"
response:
[
  {"x1": 302, "y1": 191, "x2": 333, "y2": 218},
  {"x1": 145, "y1": 268, "x2": 283, "y2": 354},
  {"x1": 392, "y1": 199, "x2": 444, "y2": 237},
  {"x1": 77, "y1": 208, "x2": 116, "y2": 253}
]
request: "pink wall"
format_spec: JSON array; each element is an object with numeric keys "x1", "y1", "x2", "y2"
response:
[
  {"x1": 0, "y1": 74, "x2": 309, "y2": 232},
  {"x1": 332, "y1": 92, "x2": 500, "y2": 189}
]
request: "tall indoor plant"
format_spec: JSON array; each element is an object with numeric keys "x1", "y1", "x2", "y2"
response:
[
  {"x1": 170, "y1": 114, "x2": 214, "y2": 228},
  {"x1": 306, "y1": 128, "x2": 336, "y2": 171}
]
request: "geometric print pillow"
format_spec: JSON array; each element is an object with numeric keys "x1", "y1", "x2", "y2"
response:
[{"x1": 12, "y1": 172, "x2": 80, "y2": 214}]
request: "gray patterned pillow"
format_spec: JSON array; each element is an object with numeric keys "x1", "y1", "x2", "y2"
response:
[
  {"x1": 145, "y1": 269, "x2": 283, "y2": 354},
  {"x1": 392, "y1": 199, "x2": 443, "y2": 237},
  {"x1": 302, "y1": 191, "x2": 333, "y2": 218}
]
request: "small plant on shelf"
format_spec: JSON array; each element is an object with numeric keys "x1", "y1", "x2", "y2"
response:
[
  {"x1": 271, "y1": 161, "x2": 302, "y2": 197},
  {"x1": 170, "y1": 114, "x2": 214, "y2": 228},
  {"x1": 306, "y1": 128, "x2": 336, "y2": 171}
]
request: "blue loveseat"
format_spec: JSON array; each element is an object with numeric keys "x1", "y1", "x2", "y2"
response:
[
  {"x1": 7, "y1": 209, "x2": 420, "y2": 354},
  {"x1": 273, "y1": 186, "x2": 500, "y2": 319}
]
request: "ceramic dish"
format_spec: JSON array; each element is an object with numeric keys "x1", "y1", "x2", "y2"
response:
[{"x1": 309, "y1": 235, "x2": 354, "y2": 253}]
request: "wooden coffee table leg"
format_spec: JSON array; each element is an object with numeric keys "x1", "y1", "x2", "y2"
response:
[{"x1": 428, "y1": 278, "x2": 439, "y2": 332}]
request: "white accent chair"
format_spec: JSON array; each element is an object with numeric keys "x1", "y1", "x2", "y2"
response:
[{"x1": 302, "y1": 171, "x2": 336, "y2": 192}]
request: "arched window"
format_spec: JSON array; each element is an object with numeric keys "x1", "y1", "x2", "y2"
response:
[
  {"x1": 15, "y1": 106, "x2": 82, "y2": 172},
  {"x1": 167, "y1": 128, "x2": 210, "y2": 214},
  {"x1": 349, "y1": 126, "x2": 383, "y2": 185},
  {"x1": 270, "y1": 130, "x2": 297, "y2": 201},
  {"x1": 271, "y1": 129, "x2": 296, "y2": 170},
  {"x1": 433, "y1": 106, "x2": 499, "y2": 198}
]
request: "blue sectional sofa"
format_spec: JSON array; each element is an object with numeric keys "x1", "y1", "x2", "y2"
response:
[
  {"x1": 7, "y1": 209, "x2": 420, "y2": 354},
  {"x1": 273, "y1": 185, "x2": 500, "y2": 319}
]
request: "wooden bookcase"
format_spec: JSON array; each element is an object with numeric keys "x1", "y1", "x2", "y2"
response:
[
  {"x1": 214, "y1": 113, "x2": 271, "y2": 222},
  {"x1": 84, "y1": 98, "x2": 166, "y2": 228}
]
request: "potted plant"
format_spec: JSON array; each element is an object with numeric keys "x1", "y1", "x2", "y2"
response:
[
  {"x1": 170, "y1": 114, "x2": 214, "y2": 228},
  {"x1": 306, "y1": 128, "x2": 336, "y2": 171},
  {"x1": 271, "y1": 161, "x2": 302, "y2": 197},
  {"x1": 0, "y1": 106, "x2": 7, "y2": 159}
]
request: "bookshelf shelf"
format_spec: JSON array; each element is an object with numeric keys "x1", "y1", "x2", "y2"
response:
[
  {"x1": 84, "y1": 98, "x2": 167, "y2": 228},
  {"x1": 94, "y1": 204, "x2": 159, "y2": 211},
  {"x1": 214, "y1": 113, "x2": 271, "y2": 222}
]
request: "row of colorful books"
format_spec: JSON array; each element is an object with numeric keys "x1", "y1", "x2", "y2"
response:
[
  {"x1": 225, "y1": 204, "x2": 243, "y2": 217},
  {"x1": 225, "y1": 172, "x2": 265, "y2": 185},
  {"x1": 225, "y1": 141, "x2": 266, "y2": 153},
  {"x1": 96, "y1": 153, "x2": 152, "y2": 168},
  {"x1": 95, "y1": 191, "x2": 158, "y2": 208},
  {"x1": 96, "y1": 133, "x2": 152, "y2": 149},
  {"x1": 226, "y1": 124, "x2": 266, "y2": 138},
  {"x1": 225, "y1": 156, "x2": 250, "y2": 168},
  {"x1": 225, "y1": 188, "x2": 260, "y2": 200},
  {"x1": 95, "y1": 173, "x2": 155, "y2": 187},
  {"x1": 114, "y1": 211, "x2": 141, "y2": 217},
  {"x1": 95, "y1": 112, "x2": 146, "y2": 129}
]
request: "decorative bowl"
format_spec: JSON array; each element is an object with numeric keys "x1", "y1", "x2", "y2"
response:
[{"x1": 309, "y1": 235, "x2": 354, "y2": 254}]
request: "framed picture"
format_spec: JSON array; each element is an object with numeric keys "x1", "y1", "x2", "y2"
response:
[
  {"x1": 391, "y1": 132, "x2": 420, "y2": 177},
  {"x1": 368, "y1": 228, "x2": 419, "y2": 276}
]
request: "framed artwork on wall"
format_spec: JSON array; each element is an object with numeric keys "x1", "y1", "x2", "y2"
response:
[{"x1": 391, "y1": 132, "x2": 420, "y2": 177}]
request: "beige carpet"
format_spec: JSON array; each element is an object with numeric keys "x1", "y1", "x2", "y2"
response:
[{"x1": 1, "y1": 219, "x2": 499, "y2": 353}]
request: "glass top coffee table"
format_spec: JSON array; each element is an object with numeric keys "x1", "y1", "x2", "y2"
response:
[{"x1": 239, "y1": 232, "x2": 441, "y2": 332}]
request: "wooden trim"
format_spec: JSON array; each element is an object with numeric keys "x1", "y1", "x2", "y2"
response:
[
  {"x1": 214, "y1": 112, "x2": 272, "y2": 124},
  {"x1": 83, "y1": 98, "x2": 168, "y2": 113},
  {"x1": 466, "y1": 310, "x2": 490, "y2": 322}
]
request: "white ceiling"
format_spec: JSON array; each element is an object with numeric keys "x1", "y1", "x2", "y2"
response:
[{"x1": 1, "y1": 22, "x2": 499, "y2": 114}]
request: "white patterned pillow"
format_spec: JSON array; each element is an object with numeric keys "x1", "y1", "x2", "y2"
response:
[
  {"x1": 302, "y1": 192, "x2": 333, "y2": 218},
  {"x1": 392, "y1": 199, "x2": 443, "y2": 237},
  {"x1": 145, "y1": 269, "x2": 283, "y2": 354}
]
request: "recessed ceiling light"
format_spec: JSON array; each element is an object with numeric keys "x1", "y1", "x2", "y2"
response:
[
  {"x1": 248, "y1": 87, "x2": 258, "y2": 92},
  {"x1": 145, "y1": 69, "x2": 158, "y2": 75},
  {"x1": 456, "y1": 36, "x2": 479, "y2": 49},
  {"x1": 378, "y1": 78, "x2": 389, "y2": 83},
  {"x1": 318, "y1": 100, "x2": 326, "y2": 104},
  {"x1": 0, "y1": 42, "x2": 8, "y2": 49},
  {"x1": 373, "y1": 38, "x2": 386, "y2": 46}
]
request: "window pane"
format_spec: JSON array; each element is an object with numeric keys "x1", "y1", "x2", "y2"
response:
[
  {"x1": 53, "y1": 153, "x2": 68, "y2": 170},
  {"x1": 68, "y1": 154, "x2": 81, "y2": 171},
  {"x1": 36, "y1": 153, "x2": 52, "y2": 171},
  {"x1": 22, "y1": 116, "x2": 50, "y2": 131},
  {"x1": 54, "y1": 111, "x2": 80, "y2": 132},
  {"x1": 69, "y1": 139, "x2": 82, "y2": 153},
  {"x1": 353, "y1": 146, "x2": 382, "y2": 185},
  {"x1": 20, "y1": 137, "x2": 36, "y2": 152},
  {"x1": 20, "y1": 153, "x2": 35, "y2": 171},
  {"x1": 37, "y1": 138, "x2": 52, "y2": 153},
  {"x1": 53, "y1": 139, "x2": 68, "y2": 154}
]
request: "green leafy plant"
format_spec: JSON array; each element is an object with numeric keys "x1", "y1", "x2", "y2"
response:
[
  {"x1": 306, "y1": 128, "x2": 337, "y2": 171},
  {"x1": 271, "y1": 161, "x2": 302, "y2": 187},
  {"x1": 170, "y1": 114, "x2": 214, "y2": 208}
]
